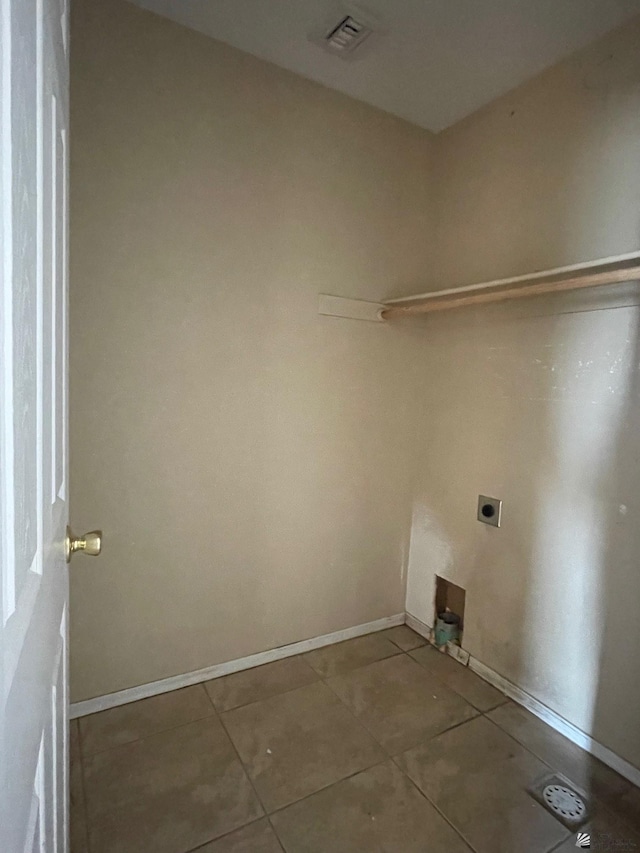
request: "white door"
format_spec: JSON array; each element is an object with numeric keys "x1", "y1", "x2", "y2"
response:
[{"x1": 1, "y1": 0, "x2": 70, "y2": 848}]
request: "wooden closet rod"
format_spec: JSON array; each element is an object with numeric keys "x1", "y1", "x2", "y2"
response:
[{"x1": 381, "y1": 259, "x2": 640, "y2": 319}]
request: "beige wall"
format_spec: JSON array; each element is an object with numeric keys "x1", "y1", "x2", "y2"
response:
[
  {"x1": 433, "y1": 17, "x2": 640, "y2": 289},
  {"x1": 406, "y1": 17, "x2": 640, "y2": 769},
  {"x1": 71, "y1": 0, "x2": 640, "y2": 773},
  {"x1": 70, "y1": 0, "x2": 434, "y2": 701}
]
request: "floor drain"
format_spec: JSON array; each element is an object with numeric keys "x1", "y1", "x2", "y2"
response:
[
  {"x1": 542, "y1": 784, "x2": 586, "y2": 821},
  {"x1": 528, "y1": 773, "x2": 590, "y2": 829}
]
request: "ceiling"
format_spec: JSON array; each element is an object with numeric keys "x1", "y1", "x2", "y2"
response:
[{"x1": 129, "y1": 0, "x2": 640, "y2": 132}]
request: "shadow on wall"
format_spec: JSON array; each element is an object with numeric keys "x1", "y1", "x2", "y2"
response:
[
  {"x1": 591, "y1": 312, "x2": 640, "y2": 770},
  {"x1": 405, "y1": 285, "x2": 640, "y2": 790},
  {"x1": 520, "y1": 294, "x2": 640, "y2": 777},
  {"x1": 404, "y1": 23, "x2": 640, "y2": 793}
]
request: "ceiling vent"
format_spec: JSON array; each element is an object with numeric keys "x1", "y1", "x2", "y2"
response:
[
  {"x1": 309, "y1": 6, "x2": 383, "y2": 61},
  {"x1": 324, "y1": 15, "x2": 372, "y2": 55}
]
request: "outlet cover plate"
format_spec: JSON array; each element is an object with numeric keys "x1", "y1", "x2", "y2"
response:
[{"x1": 478, "y1": 495, "x2": 502, "y2": 527}]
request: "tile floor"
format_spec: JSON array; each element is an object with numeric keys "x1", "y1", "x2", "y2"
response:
[{"x1": 70, "y1": 625, "x2": 640, "y2": 853}]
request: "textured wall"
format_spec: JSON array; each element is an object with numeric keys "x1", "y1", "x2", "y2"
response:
[
  {"x1": 69, "y1": 0, "x2": 434, "y2": 701},
  {"x1": 406, "y1": 17, "x2": 640, "y2": 769},
  {"x1": 70, "y1": 0, "x2": 640, "y2": 774}
]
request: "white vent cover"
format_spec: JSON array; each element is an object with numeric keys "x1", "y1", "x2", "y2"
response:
[{"x1": 324, "y1": 15, "x2": 372, "y2": 55}]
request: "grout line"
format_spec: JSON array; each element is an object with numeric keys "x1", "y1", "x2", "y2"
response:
[
  {"x1": 266, "y1": 815, "x2": 288, "y2": 853},
  {"x1": 481, "y1": 706, "x2": 559, "y2": 768},
  {"x1": 200, "y1": 680, "x2": 219, "y2": 698},
  {"x1": 321, "y1": 649, "x2": 483, "y2": 759},
  {"x1": 394, "y1": 758, "x2": 481, "y2": 853},
  {"x1": 407, "y1": 646, "x2": 510, "y2": 713},
  {"x1": 216, "y1": 714, "x2": 268, "y2": 815},
  {"x1": 183, "y1": 817, "x2": 285, "y2": 853},
  {"x1": 483, "y1": 703, "x2": 603, "y2": 783},
  {"x1": 480, "y1": 713, "x2": 561, "y2": 770},
  {"x1": 74, "y1": 642, "x2": 405, "y2": 760},
  {"x1": 224, "y1": 655, "x2": 395, "y2": 821},
  {"x1": 71, "y1": 721, "x2": 91, "y2": 853},
  {"x1": 216, "y1": 678, "x2": 321, "y2": 714},
  {"x1": 390, "y1": 714, "x2": 573, "y2": 853},
  {"x1": 547, "y1": 831, "x2": 575, "y2": 852},
  {"x1": 468, "y1": 656, "x2": 640, "y2": 788},
  {"x1": 401, "y1": 642, "x2": 432, "y2": 653},
  {"x1": 267, "y1": 817, "x2": 288, "y2": 853},
  {"x1": 209, "y1": 673, "x2": 322, "y2": 715},
  {"x1": 75, "y1": 714, "x2": 86, "y2": 763},
  {"x1": 74, "y1": 724, "x2": 91, "y2": 853},
  {"x1": 403, "y1": 649, "x2": 486, "y2": 713},
  {"x1": 214, "y1": 705, "x2": 291, "y2": 852},
  {"x1": 215, "y1": 677, "x2": 390, "y2": 822},
  {"x1": 321, "y1": 679, "x2": 380, "y2": 728},
  {"x1": 83, "y1": 770, "x2": 94, "y2": 853},
  {"x1": 79, "y1": 701, "x2": 224, "y2": 853},
  {"x1": 79, "y1": 709, "x2": 218, "y2": 760},
  {"x1": 385, "y1": 637, "x2": 430, "y2": 654},
  {"x1": 200, "y1": 679, "x2": 217, "y2": 712},
  {"x1": 481, "y1": 709, "x2": 640, "y2": 844},
  {"x1": 319, "y1": 655, "x2": 402, "y2": 751},
  {"x1": 404, "y1": 711, "x2": 482, "y2": 747},
  {"x1": 86, "y1": 678, "x2": 274, "y2": 853},
  {"x1": 75, "y1": 631, "x2": 587, "y2": 852},
  {"x1": 216, "y1": 708, "x2": 293, "y2": 853},
  {"x1": 484, "y1": 708, "x2": 640, "y2": 840},
  {"x1": 266, "y1": 756, "x2": 392, "y2": 819},
  {"x1": 70, "y1": 614, "x2": 406, "y2": 719},
  {"x1": 209, "y1": 643, "x2": 427, "y2": 823},
  {"x1": 310, "y1": 647, "x2": 404, "y2": 681},
  {"x1": 81, "y1": 758, "x2": 94, "y2": 853}
]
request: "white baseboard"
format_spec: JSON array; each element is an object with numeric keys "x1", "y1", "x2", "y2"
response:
[
  {"x1": 405, "y1": 608, "x2": 640, "y2": 787},
  {"x1": 69, "y1": 612, "x2": 405, "y2": 719},
  {"x1": 469, "y1": 655, "x2": 640, "y2": 789},
  {"x1": 70, "y1": 606, "x2": 640, "y2": 789},
  {"x1": 405, "y1": 612, "x2": 432, "y2": 640}
]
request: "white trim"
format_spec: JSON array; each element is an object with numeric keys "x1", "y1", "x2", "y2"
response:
[
  {"x1": 469, "y1": 655, "x2": 640, "y2": 789},
  {"x1": 69, "y1": 613, "x2": 405, "y2": 719},
  {"x1": 405, "y1": 611, "x2": 432, "y2": 641},
  {"x1": 318, "y1": 293, "x2": 385, "y2": 322},
  {"x1": 384, "y1": 250, "x2": 640, "y2": 305},
  {"x1": 69, "y1": 605, "x2": 640, "y2": 787}
]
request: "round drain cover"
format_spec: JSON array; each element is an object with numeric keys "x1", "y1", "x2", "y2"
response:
[{"x1": 542, "y1": 784, "x2": 586, "y2": 821}]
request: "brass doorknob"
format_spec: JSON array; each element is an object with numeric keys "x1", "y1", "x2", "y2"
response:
[{"x1": 65, "y1": 526, "x2": 102, "y2": 563}]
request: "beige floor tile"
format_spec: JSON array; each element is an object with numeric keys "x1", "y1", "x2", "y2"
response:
[
  {"x1": 302, "y1": 633, "x2": 400, "y2": 678},
  {"x1": 410, "y1": 645, "x2": 507, "y2": 711},
  {"x1": 271, "y1": 760, "x2": 472, "y2": 853},
  {"x1": 397, "y1": 715, "x2": 568, "y2": 853},
  {"x1": 327, "y1": 654, "x2": 478, "y2": 754},
  {"x1": 80, "y1": 684, "x2": 214, "y2": 756},
  {"x1": 617, "y1": 784, "x2": 640, "y2": 835},
  {"x1": 551, "y1": 804, "x2": 640, "y2": 851},
  {"x1": 382, "y1": 625, "x2": 428, "y2": 652},
  {"x1": 70, "y1": 719, "x2": 82, "y2": 766},
  {"x1": 205, "y1": 656, "x2": 318, "y2": 712},
  {"x1": 84, "y1": 716, "x2": 262, "y2": 853},
  {"x1": 487, "y1": 702, "x2": 632, "y2": 811},
  {"x1": 69, "y1": 767, "x2": 88, "y2": 853},
  {"x1": 196, "y1": 818, "x2": 283, "y2": 852},
  {"x1": 221, "y1": 681, "x2": 385, "y2": 812}
]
